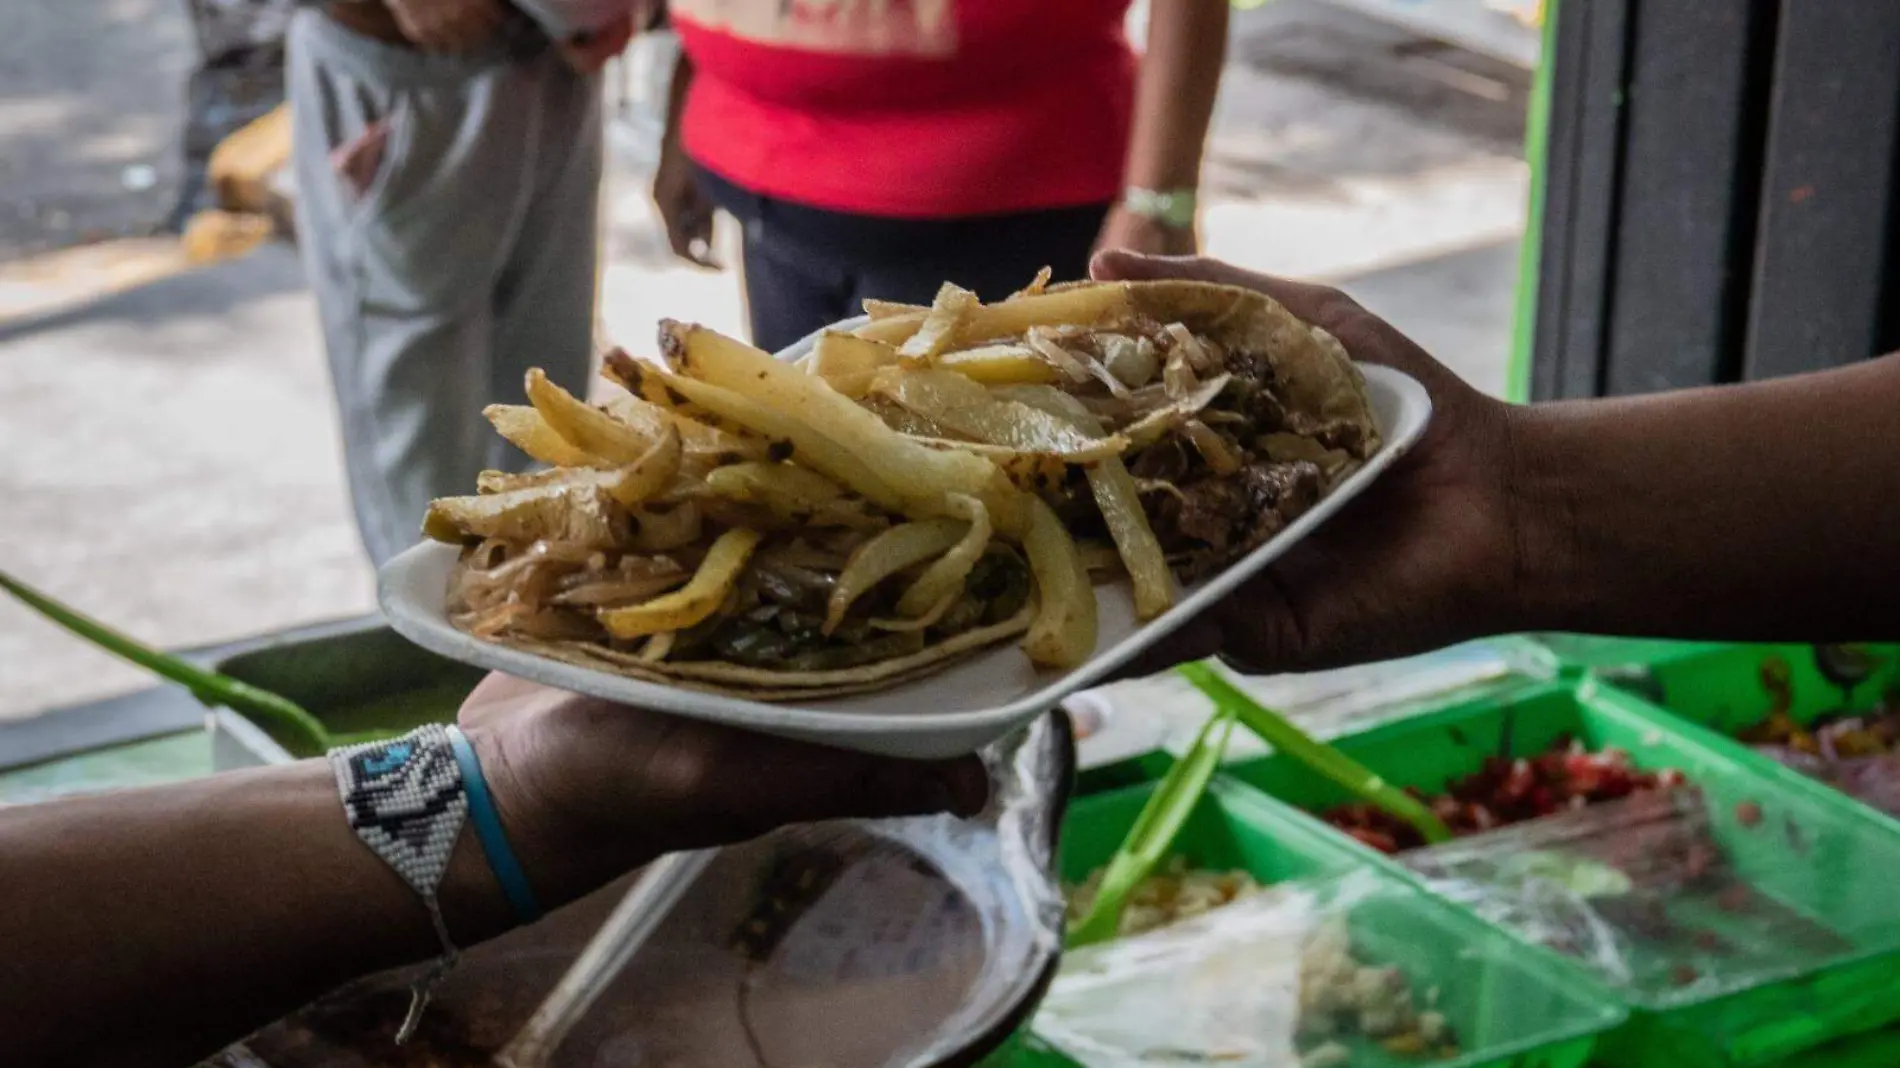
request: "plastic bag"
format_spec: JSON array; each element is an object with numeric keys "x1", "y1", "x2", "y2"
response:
[
  {"x1": 1032, "y1": 871, "x2": 1586, "y2": 1068},
  {"x1": 1063, "y1": 639, "x2": 1552, "y2": 767},
  {"x1": 220, "y1": 713, "x2": 1072, "y2": 1068},
  {"x1": 1401, "y1": 785, "x2": 1869, "y2": 1002}
]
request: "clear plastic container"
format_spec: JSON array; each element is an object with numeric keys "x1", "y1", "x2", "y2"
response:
[
  {"x1": 1225, "y1": 679, "x2": 1900, "y2": 1066},
  {"x1": 1029, "y1": 778, "x2": 1622, "y2": 1068}
]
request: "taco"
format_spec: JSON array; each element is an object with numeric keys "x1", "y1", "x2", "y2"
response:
[{"x1": 423, "y1": 277, "x2": 1380, "y2": 699}]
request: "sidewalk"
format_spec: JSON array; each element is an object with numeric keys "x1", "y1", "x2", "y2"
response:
[{"x1": 0, "y1": 0, "x2": 1530, "y2": 724}]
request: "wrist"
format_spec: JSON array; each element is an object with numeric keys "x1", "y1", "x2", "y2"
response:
[
  {"x1": 1120, "y1": 185, "x2": 1197, "y2": 229},
  {"x1": 466, "y1": 726, "x2": 650, "y2": 913},
  {"x1": 1499, "y1": 403, "x2": 1589, "y2": 634}
]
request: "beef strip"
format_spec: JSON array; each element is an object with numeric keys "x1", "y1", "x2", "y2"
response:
[{"x1": 1143, "y1": 459, "x2": 1324, "y2": 580}]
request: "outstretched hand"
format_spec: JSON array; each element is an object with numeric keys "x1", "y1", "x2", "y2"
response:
[
  {"x1": 1093, "y1": 251, "x2": 1532, "y2": 677},
  {"x1": 460, "y1": 674, "x2": 990, "y2": 899}
]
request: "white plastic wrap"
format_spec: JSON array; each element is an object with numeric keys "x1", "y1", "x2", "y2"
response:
[
  {"x1": 1033, "y1": 873, "x2": 1493, "y2": 1068},
  {"x1": 1063, "y1": 639, "x2": 1554, "y2": 768},
  {"x1": 1401, "y1": 785, "x2": 1867, "y2": 1003}
]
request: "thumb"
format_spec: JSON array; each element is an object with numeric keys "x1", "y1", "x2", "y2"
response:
[
  {"x1": 1102, "y1": 612, "x2": 1225, "y2": 684},
  {"x1": 1090, "y1": 249, "x2": 1233, "y2": 284}
]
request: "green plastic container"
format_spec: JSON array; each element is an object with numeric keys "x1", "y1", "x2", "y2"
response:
[
  {"x1": 1597, "y1": 643, "x2": 1900, "y2": 732},
  {"x1": 1026, "y1": 778, "x2": 1621, "y2": 1068},
  {"x1": 1058, "y1": 777, "x2": 1356, "y2": 889},
  {"x1": 1224, "y1": 679, "x2": 1900, "y2": 1067}
]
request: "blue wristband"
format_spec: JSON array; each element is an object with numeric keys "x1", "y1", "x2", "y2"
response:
[{"x1": 445, "y1": 726, "x2": 544, "y2": 925}]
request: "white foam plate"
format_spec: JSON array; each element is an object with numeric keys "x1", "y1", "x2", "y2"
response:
[{"x1": 380, "y1": 360, "x2": 1429, "y2": 759}]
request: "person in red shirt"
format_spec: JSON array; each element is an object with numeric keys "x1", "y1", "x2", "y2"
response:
[{"x1": 650, "y1": 0, "x2": 1229, "y2": 352}]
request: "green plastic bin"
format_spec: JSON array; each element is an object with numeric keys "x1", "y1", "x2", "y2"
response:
[
  {"x1": 1598, "y1": 643, "x2": 1899, "y2": 732},
  {"x1": 1561, "y1": 642, "x2": 1900, "y2": 838},
  {"x1": 1223, "y1": 679, "x2": 1900, "y2": 1067},
  {"x1": 1023, "y1": 778, "x2": 1621, "y2": 1068}
]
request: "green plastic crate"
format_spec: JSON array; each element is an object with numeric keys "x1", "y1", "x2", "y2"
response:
[
  {"x1": 1058, "y1": 777, "x2": 1356, "y2": 888},
  {"x1": 1526, "y1": 636, "x2": 1731, "y2": 680},
  {"x1": 1567, "y1": 642, "x2": 1900, "y2": 841},
  {"x1": 1602, "y1": 643, "x2": 1900, "y2": 732},
  {"x1": 1223, "y1": 680, "x2": 1900, "y2": 1067},
  {"x1": 1025, "y1": 778, "x2": 1620, "y2": 1068}
]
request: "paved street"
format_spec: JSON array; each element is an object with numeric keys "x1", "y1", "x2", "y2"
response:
[{"x1": 0, "y1": 0, "x2": 1531, "y2": 722}]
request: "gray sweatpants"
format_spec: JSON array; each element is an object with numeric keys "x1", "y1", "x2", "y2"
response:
[{"x1": 288, "y1": 11, "x2": 602, "y2": 566}]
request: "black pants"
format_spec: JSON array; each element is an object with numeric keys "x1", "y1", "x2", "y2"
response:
[{"x1": 696, "y1": 166, "x2": 1112, "y2": 354}]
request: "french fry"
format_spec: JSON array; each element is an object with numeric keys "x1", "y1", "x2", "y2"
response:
[
  {"x1": 485, "y1": 404, "x2": 602, "y2": 467},
  {"x1": 871, "y1": 368, "x2": 1128, "y2": 462},
  {"x1": 705, "y1": 461, "x2": 843, "y2": 507},
  {"x1": 1009, "y1": 266, "x2": 1053, "y2": 300},
  {"x1": 608, "y1": 348, "x2": 908, "y2": 513},
  {"x1": 808, "y1": 331, "x2": 899, "y2": 398},
  {"x1": 1086, "y1": 456, "x2": 1174, "y2": 619},
  {"x1": 477, "y1": 466, "x2": 582, "y2": 495},
  {"x1": 600, "y1": 380, "x2": 767, "y2": 459},
  {"x1": 863, "y1": 298, "x2": 929, "y2": 319},
  {"x1": 913, "y1": 439, "x2": 1069, "y2": 496},
  {"x1": 627, "y1": 499, "x2": 704, "y2": 552},
  {"x1": 897, "y1": 495, "x2": 990, "y2": 617},
  {"x1": 898, "y1": 282, "x2": 977, "y2": 364},
  {"x1": 599, "y1": 424, "x2": 683, "y2": 507},
  {"x1": 598, "y1": 527, "x2": 762, "y2": 639},
  {"x1": 424, "y1": 483, "x2": 622, "y2": 545},
  {"x1": 854, "y1": 284, "x2": 1135, "y2": 349},
  {"x1": 825, "y1": 519, "x2": 967, "y2": 633},
  {"x1": 707, "y1": 463, "x2": 887, "y2": 531},
  {"x1": 660, "y1": 321, "x2": 1026, "y2": 535},
  {"x1": 472, "y1": 425, "x2": 680, "y2": 509},
  {"x1": 526, "y1": 368, "x2": 663, "y2": 465},
  {"x1": 1021, "y1": 496, "x2": 1097, "y2": 668},
  {"x1": 993, "y1": 383, "x2": 1174, "y2": 617},
  {"x1": 937, "y1": 343, "x2": 1061, "y2": 385}
]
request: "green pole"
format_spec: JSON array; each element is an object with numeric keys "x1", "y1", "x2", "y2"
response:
[{"x1": 1506, "y1": 1, "x2": 1562, "y2": 404}]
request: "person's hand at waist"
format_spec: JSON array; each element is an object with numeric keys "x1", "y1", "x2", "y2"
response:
[
  {"x1": 383, "y1": 0, "x2": 509, "y2": 51},
  {"x1": 558, "y1": 13, "x2": 635, "y2": 73}
]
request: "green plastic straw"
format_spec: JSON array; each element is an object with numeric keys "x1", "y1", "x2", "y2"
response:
[
  {"x1": 1066, "y1": 702, "x2": 1240, "y2": 948},
  {"x1": 0, "y1": 569, "x2": 333, "y2": 758},
  {"x1": 1178, "y1": 660, "x2": 1453, "y2": 845}
]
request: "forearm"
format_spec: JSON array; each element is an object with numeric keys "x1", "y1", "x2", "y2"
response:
[
  {"x1": 663, "y1": 48, "x2": 694, "y2": 153},
  {"x1": 1123, "y1": 0, "x2": 1227, "y2": 189},
  {"x1": 1509, "y1": 353, "x2": 1900, "y2": 639},
  {"x1": 0, "y1": 743, "x2": 624, "y2": 1067}
]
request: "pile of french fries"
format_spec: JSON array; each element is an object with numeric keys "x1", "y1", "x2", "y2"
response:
[{"x1": 424, "y1": 276, "x2": 1306, "y2": 681}]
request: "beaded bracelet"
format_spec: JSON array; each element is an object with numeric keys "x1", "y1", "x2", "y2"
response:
[{"x1": 330, "y1": 724, "x2": 541, "y2": 1041}]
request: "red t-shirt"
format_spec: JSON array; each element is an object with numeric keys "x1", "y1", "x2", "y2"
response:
[{"x1": 673, "y1": 0, "x2": 1136, "y2": 219}]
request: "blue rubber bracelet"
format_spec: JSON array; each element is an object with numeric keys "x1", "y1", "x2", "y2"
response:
[{"x1": 445, "y1": 726, "x2": 543, "y2": 925}]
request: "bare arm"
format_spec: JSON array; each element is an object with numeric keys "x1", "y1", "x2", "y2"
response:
[
  {"x1": 0, "y1": 677, "x2": 984, "y2": 1068},
  {"x1": 1092, "y1": 251, "x2": 1900, "y2": 676},
  {"x1": 653, "y1": 50, "x2": 719, "y2": 266},
  {"x1": 1124, "y1": 0, "x2": 1228, "y2": 194},
  {"x1": 1514, "y1": 354, "x2": 1900, "y2": 639},
  {"x1": 1097, "y1": 0, "x2": 1229, "y2": 256}
]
